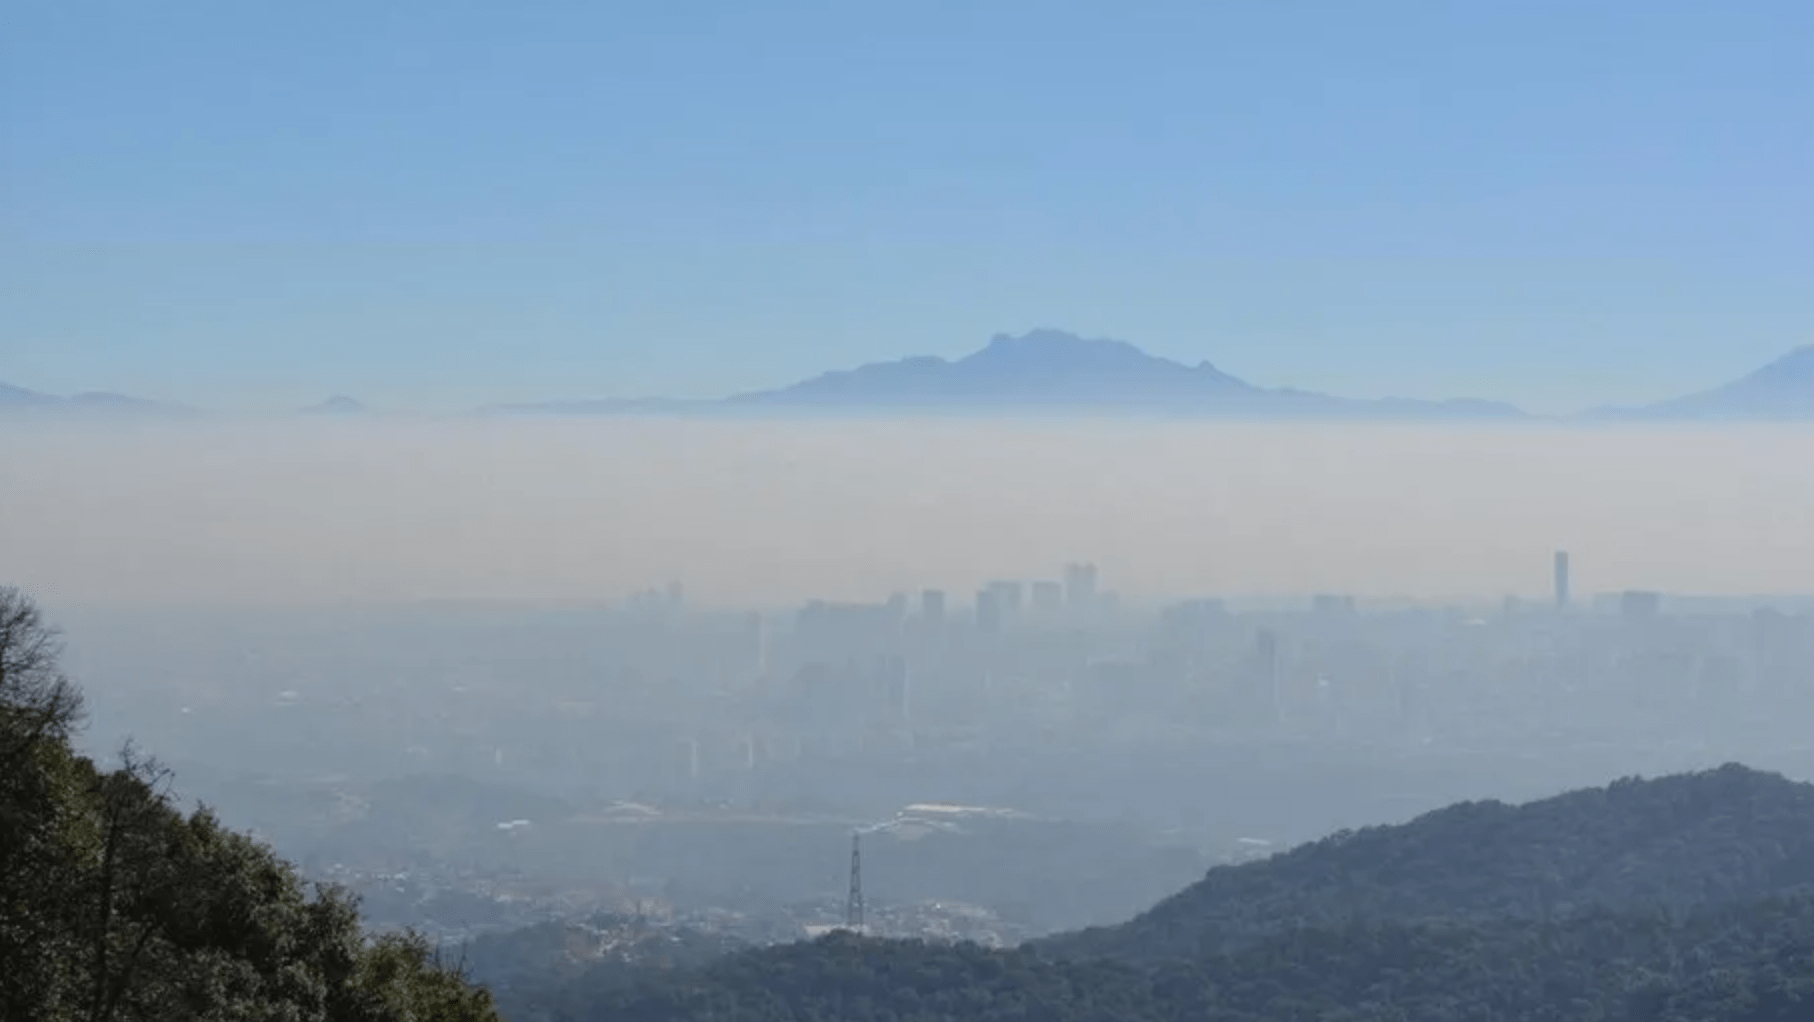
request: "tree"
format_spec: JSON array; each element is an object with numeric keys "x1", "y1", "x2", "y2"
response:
[
  {"x1": 0, "y1": 586, "x2": 504, "y2": 1022},
  {"x1": 0, "y1": 585, "x2": 84, "y2": 770},
  {"x1": 0, "y1": 586, "x2": 87, "y2": 1022}
]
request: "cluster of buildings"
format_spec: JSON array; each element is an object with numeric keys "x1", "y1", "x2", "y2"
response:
[{"x1": 92, "y1": 553, "x2": 1814, "y2": 958}]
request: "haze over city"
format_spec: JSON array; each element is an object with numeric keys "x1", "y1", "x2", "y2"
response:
[
  {"x1": 5, "y1": 418, "x2": 1814, "y2": 607},
  {"x1": 10, "y1": 3, "x2": 1814, "y2": 1020}
]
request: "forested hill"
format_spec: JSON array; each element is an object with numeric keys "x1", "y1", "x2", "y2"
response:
[
  {"x1": 1039, "y1": 763, "x2": 1814, "y2": 965},
  {"x1": 503, "y1": 896, "x2": 1814, "y2": 1022}
]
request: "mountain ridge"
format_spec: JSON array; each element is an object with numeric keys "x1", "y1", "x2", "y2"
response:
[
  {"x1": 21, "y1": 335, "x2": 1814, "y2": 420},
  {"x1": 501, "y1": 329, "x2": 1531, "y2": 420},
  {"x1": 0, "y1": 381, "x2": 192, "y2": 417},
  {"x1": 1600, "y1": 344, "x2": 1814, "y2": 420}
]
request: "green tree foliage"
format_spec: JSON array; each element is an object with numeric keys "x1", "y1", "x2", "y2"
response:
[
  {"x1": 502, "y1": 898, "x2": 1814, "y2": 1022},
  {"x1": 463, "y1": 914, "x2": 747, "y2": 1000},
  {"x1": 0, "y1": 586, "x2": 503, "y2": 1022}
]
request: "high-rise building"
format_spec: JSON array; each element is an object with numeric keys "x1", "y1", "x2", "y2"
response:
[
  {"x1": 879, "y1": 654, "x2": 911, "y2": 722},
  {"x1": 1161, "y1": 598, "x2": 1226, "y2": 641},
  {"x1": 985, "y1": 580, "x2": 1023, "y2": 623},
  {"x1": 671, "y1": 737, "x2": 701, "y2": 787},
  {"x1": 1620, "y1": 589, "x2": 1662, "y2": 619},
  {"x1": 1064, "y1": 563, "x2": 1098, "y2": 611},
  {"x1": 1251, "y1": 629, "x2": 1282, "y2": 727},
  {"x1": 1030, "y1": 580, "x2": 1063, "y2": 619},
  {"x1": 744, "y1": 611, "x2": 768, "y2": 679},
  {"x1": 1554, "y1": 550, "x2": 1571, "y2": 610},
  {"x1": 920, "y1": 589, "x2": 947, "y2": 625},
  {"x1": 974, "y1": 589, "x2": 1001, "y2": 635},
  {"x1": 1312, "y1": 593, "x2": 1357, "y2": 617}
]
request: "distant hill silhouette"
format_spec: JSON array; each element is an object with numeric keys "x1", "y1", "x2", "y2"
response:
[
  {"x1": 0, "y1": 381, "x2": 61, "y2": 407},
  {"x1": 0, "y1": 381, "x2": 190, "y2": 417},
  {"x1": 1038, "y1": 763, "x2": 1814, "y2": 965},
  {"x1": 302, "y1": 395, "x2": 370, "y2": 416},
  {"x1": 495, "y1": 330, "x2": 1529, "y2": 420},
  {"x1": 1598, "y1": 345, "x2": 1814, "y2": 420}
]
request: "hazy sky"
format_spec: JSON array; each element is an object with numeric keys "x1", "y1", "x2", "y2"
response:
[
  {"x1": 10, "y1": 3, "x2": 1814, "y2": 413},
  {"x1": 6, "y1": 420, "x2": 1814, "y2": 608},
  {"x1": 4, "y1": 2, "x2": 1812, "y2": 413}
]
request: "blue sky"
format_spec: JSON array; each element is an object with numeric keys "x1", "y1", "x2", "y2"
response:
[{"x1": 4, "y1": 0, "x2": 1812, "y2": 413}]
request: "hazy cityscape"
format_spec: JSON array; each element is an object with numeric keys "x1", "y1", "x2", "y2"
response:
[
  {"x1": 33, "y1": 539, "x2": 1814, "y2": 952},
  {"x1": 10, "y1": 3, "x2": 1814, "y2": 1019}
]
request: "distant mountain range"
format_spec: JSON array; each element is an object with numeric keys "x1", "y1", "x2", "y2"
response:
[
  {"x1": 1594, "y1": 344, "x2": 1814, "y2": 421},
  {"x1": 490, "y1": 330, "x2": 1528, "y2": 421},
  {"x1": 0, "y1": 384, "x2": 372, "y2": 419},
  {"x1": 14, "y1": 331, "x2": 1814, "y2": 421},
  {"x1": 0, "y1": 381, "x2": 191, "y2": 417}
]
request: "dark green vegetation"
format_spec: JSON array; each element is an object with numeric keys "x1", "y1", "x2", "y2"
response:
[
  {"x1": 509, "y1": 900, "x2": 1814, "y2": 1022},
  {"x1": 0, "y1": 587, "x2": 503, "y2": 1022},
  {"x1": 1043, "y1": 761, "x2": 1814, "y2": 963},
  {"x1": 464, "y1": 915, "x2": 747, "y2": 1008},
  {"x1": 498, "y1": 765, "x2": 1814, "y2": 1022}
]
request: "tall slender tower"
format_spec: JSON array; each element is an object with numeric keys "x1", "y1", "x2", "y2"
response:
[
  {"x1": 845, "y1": 831, "x2": 865, "y2": 932},
  {"x1": 1553, "y1": 550, "x2": 1571, "y2": 610}
]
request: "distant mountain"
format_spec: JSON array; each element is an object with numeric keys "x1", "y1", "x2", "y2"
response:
[
  {"x1": 1599, "y1": 345, "x2": 1814, "y2": 420},
  {"x1": 302, "y1": 395, "x2": 370, "y2": 416},
  {"x1": 496, "y1": 330, "x2": 1529, "y2": 420},
  {"x1": 0, "y1": 382, "x2": 191, "y2": 417},
  {"x1": 0, "y1": 382, "x2": 61, "y2": 408},
  {"x1": 1038, "y1": 763, "x2": 1814, "y2": 966}
]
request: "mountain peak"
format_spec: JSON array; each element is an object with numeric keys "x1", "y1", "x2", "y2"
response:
[
  {"x1": 303, "y1": 396, "x2": 369, "y2": 416},
  {"x1": 982, "y1": 328, "x2": 1143, "y2": 356},
  {"x1": 518, "y1": 329, "x2": 1527, "y2": 420},
  {"x1": 963, "y1": 329, "x2": 1171, "y2": 374},
  {"x1": 1616, "y1": 342, "x2": 1814, "y2": 420},
  {"x1": 1747, "y1": 343, "x2": 1814, "y2": 383}
]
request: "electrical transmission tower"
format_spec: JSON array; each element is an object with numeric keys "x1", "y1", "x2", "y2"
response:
[{"x1": 845, "y1": 831, "x2": 865, "y2": 933}]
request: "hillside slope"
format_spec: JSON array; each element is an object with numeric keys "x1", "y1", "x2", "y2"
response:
[
  {"x1": 1039, "y1": 763, "x2": 1814, "y2": 964},
  {"x1": 1595, "y1": 345, "x2": 1814, "y2": 420}
]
